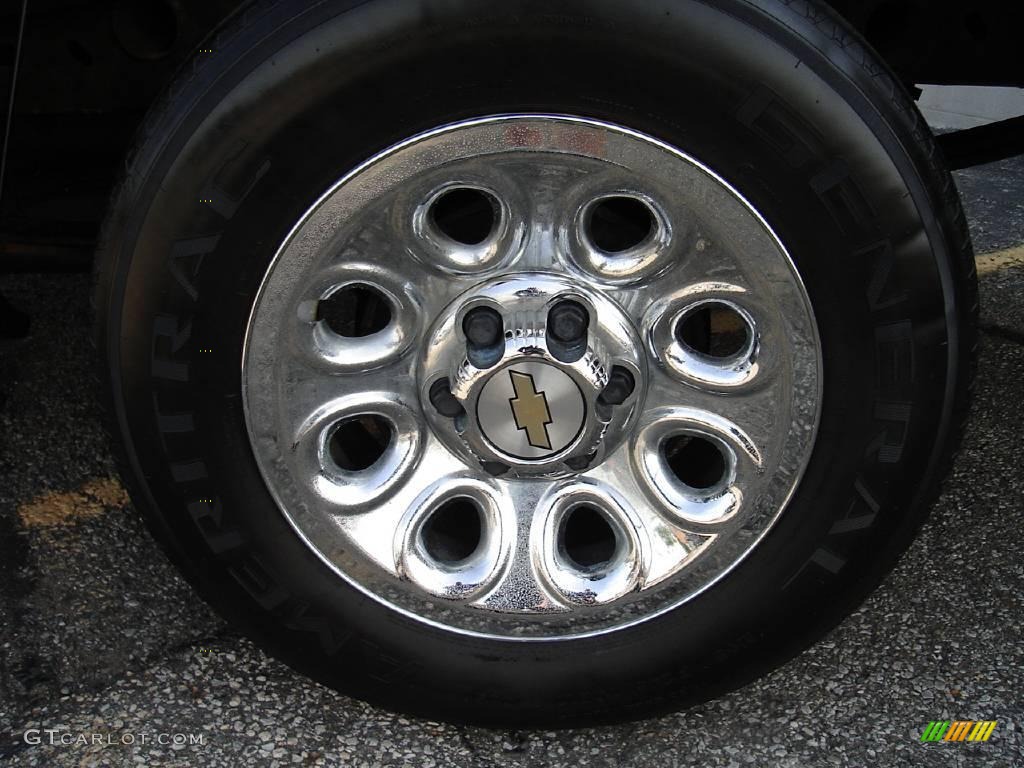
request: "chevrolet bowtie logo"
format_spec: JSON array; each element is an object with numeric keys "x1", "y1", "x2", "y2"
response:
[{"x1": 508, "y1": 370, "x2": 553, "y2": 450}]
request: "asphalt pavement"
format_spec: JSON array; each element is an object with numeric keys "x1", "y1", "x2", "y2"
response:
[{"x1": 1, "y1": 155, "x2": 1022, "y2": 767}]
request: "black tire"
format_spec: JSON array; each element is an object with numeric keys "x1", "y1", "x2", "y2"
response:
[{"x1": 94, "y1": 0, "x2": 976, "y2": 725}]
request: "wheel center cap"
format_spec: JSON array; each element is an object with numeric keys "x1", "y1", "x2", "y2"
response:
[
  {"x1": 477, "y1": 361, "x2": 587, "y2": 460},
  {"x1": 420, "y1": 272, "x2": 646, "y2": 478}
]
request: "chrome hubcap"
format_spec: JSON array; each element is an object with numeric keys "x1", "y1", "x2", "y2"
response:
[{"x1": 242, "y1": 115, "x2": 822, "y2": 638}]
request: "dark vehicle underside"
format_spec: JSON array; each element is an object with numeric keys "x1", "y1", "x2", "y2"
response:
[{"x1": 0, "y1": 0, "x2": 1022, "y2": 267}]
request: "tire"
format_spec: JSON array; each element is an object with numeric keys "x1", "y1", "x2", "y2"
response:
[{"x1": 94, "y1": 0, "x2": 977, "y2": 726}]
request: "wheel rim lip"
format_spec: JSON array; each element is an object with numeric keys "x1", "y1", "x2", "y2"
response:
[{"x1": 240, "y1": 113, "x2": 824, "y2": 642}]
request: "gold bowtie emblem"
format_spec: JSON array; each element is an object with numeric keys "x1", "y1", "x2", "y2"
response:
[{"x1": 508, "y1": 370, "x2": 553, "y2": 449}]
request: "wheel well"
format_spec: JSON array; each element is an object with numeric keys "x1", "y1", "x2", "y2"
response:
[{"x1": 0, "y1": 0, "x2": 1020, "y2": 267}]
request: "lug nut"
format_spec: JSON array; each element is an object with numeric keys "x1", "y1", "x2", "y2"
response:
[
  {"x1": 547, "y1": 300, "x2": 589, "y2": 344},
  {"x1": 462, "y1": 307, "x2": 503, "y2": 347},
  {"x1": 546, "y1": 300, "x2": 590, "y2": 363},
  {"x1": 599, "y1": 366, "x2": 635, "y2": 406},
  {"x1": 462, "y1": 306, "x2": 505, "y2": 369},
  {"x1": 428, "y1": 378, "x2": 464, "y2": 418}
]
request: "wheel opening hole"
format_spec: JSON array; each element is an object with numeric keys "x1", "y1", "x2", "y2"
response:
[
  {"x1": 327, "y1": 415, "x2": 391, "y2": 472},
  {"x1": 676, "y1": 302, "x2": 750, "y2": 359},
  {"x1": 317, "y1": 284, "x2": 391, "y2": 338},
  {"x1": 587, "y1": 196, "x2": 655, "y2": 253},
  {"x1": 429, "y1": 187, "x2": 499, "y2": 245},
  {"x1": 663, "y1": 434, "x2": 727, "y2": 490},
  {"x1": 561, "y1": 505, "x2": 618, "y2": 571},
  {"x1": 422, "y1": 498, "x2": 483, "y2": 565}
]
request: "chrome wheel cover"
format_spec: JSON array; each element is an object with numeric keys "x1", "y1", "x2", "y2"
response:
[{"x1": 242, "y1": 115, "x2": 822, "y2": 639}]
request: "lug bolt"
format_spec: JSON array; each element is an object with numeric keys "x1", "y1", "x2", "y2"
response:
[
  {"x1": 599, "y1": 366, "x2": 635, "y2": 406},
  {"x1": 547, "y1": 300, "x2": 589, "y2": 344},
  {"x1": 462, "y1": 307, "x2": 503, "y2": 347},
  {"x1": 428, "y1": 378, "x2": 464, "y2": 418}
]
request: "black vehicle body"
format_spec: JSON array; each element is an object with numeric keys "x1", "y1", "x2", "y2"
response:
[{"x1": 0, "y1": 0, "x2": 1022, "y2": 264}]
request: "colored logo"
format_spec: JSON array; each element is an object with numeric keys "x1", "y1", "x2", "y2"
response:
[
  {"x1": 508, "y1": 370, "x2": 553, "y2": 449},
  {"x1": 920, "y1": 720, "x2": 997, "y2": 743}
]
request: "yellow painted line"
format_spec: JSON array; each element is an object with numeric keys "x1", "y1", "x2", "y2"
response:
[
  {"x1": 977, "y1": 245, "x2": 1024, "y2": 276},
  {"x1": 18, "y1": 477, "x2": 130, "y2": 528}
]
